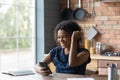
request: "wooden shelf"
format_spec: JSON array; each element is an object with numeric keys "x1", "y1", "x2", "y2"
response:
[
  {"x1": 101, "y1": 0, "x2": 120, "y2": 2},
  {"x1": 91, "y1": 54, "x2": 120, "y2": 60}
]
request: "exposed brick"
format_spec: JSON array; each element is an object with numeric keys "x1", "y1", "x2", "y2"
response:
[
  {"x1": 70, "y1": 0, "x2": 77, "y2": 3},
  {"x1": 108, "y1": 7, "x2": 120, "y2": 11},
  {"x1": 113, "y1": 25, "x2": 120, "y2": 29},
  {"x1": 100, "y1": 39, "x2": 108, "y2": 43},
  {"x1": 95, "y1": 2, "x2": 102, "y2": 7},
  {"x1": 116, "y1": 40, "x2": 120, "y2": 44},
  {"x1": 109, "y1": 39, "x2": 117, "y2": 45},
  {"x1": 116, "y1": 2, "x2": 120, "y2": 7},
  {"x1": 95, "y1": 11, "x2": 102, "y2": 16},
  {"x1": 116, "y1": 35, "x2": 120, "y2": 39},
  {"x1": 95, "y1": 16, "x2": 108, "y2": 20},
  {"x1": 101, "y1": 29, "x2": 115, "y2": 34},
  {"x1": 104, "y1": 21, "x2": 117, "y2": 25},
  {"x1": 115, "y1": 11, "x2": 120, "y2": 16},
  {"x1": 94, "y1": 21, "x2": 103, "y2": 25},
  {"x1": 95, "y1": 7, "x2": 108, "y2": 12},
  {"x1": 102, "y1": 34, "x2": 116, "y2": 39},
  {"x1": 102, "y1": 2, "x2": 116, "y2": 7},
  {"x1": 107, "y1": 30, "x2": 115, "y2": 34},
  {"x1": 114, "y1": 30, "x2": 120, "y2": 34},
  {"x1": 118, "y1": 21, "x2": 120, "y2": 24},
  {"x1": 109, "y1": 16, "x2": 120, "y2": 20},
  {"x1": 73, "y1": 3, "x2": 78, "y2": 8},
  {"x1": 116, "y1": 45, "x2": 120, "y2": 51},
  {"x1": 102, "y1": 11, "x2": 116, "y2": 16},
  {"x1": 97, "y1": 25, "x2": 113, "y2": 29},
  {"x1": 64, "y1": 0, "x2": 120, "y2": 50}
]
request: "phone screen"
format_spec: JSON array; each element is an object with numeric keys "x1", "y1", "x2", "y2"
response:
[{"x1": 39, "y1": 62, "x2": 52, "y2": 73}]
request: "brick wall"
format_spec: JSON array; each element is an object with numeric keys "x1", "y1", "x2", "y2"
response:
[{"x1": 61, "y1": 0, "x2": 120, "y2": 52}]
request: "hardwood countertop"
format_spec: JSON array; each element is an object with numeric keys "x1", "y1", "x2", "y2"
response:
[
  {"x1": 0, "y1": 72, "x2": 108, "y2": 80},
  {"x1": 91, "y1": 54, "x2": 120, "y2": 60}
]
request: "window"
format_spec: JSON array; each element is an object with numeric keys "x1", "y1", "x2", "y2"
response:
[{"x1": 0, "y1": 0, "x2": 35, "y2": 71}]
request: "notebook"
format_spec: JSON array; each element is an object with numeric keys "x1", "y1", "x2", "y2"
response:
[
  {"x1": 2, "y1": 69, "x2": 35, "y2": 76},
  {"x1": 67, "y1": 78, "x2": 95, "y2": 80}
]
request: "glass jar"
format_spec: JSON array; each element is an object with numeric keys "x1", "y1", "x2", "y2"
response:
[{"x1": 96, "y1": 42, "x2": 102, "y2": 54}]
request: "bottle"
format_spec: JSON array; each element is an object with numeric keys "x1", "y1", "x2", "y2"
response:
[
  {"x1": 108, "y1": 63, "x2": 117, "y2": 80},
  {"x1": 96, "y1": 42, "x2": 101, "y2": 54},
  {"x1": 90, "y1": 39, "x2": 96, "y2": 54},
  {"x1": 90, "y1": 47, "x2": 95, "y2": 54},
  {"x1": 84, "y1": 39, "x2": 90, "y2": 51}
]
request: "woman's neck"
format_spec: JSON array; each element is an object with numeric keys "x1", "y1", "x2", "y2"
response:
[{"x1": 64, "y1": 48, "x2": 70, "y2": 55}]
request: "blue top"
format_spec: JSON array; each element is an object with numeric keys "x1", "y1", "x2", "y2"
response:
[{"x1": 49, "y1": 46, "x2": 91, "y2": 75}]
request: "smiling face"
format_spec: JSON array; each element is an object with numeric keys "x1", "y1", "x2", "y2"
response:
[{"x1": 57, "y1": 30, "x2": 71, "y2": 49}]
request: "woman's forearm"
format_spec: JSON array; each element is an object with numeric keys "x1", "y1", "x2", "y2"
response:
[{"x1": 69, "y1": 38, "x2": 78, "y2": 67}]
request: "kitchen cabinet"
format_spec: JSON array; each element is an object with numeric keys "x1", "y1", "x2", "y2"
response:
[
  {"x1": 86, "y1": 59, "x2": 98, "y2": 71},
  {"x1": 98, "y1": 60, "x2": 120, "y2": 75},
  {"x1": 88, "y1": 54, "x2": 120, "y2": 75}
]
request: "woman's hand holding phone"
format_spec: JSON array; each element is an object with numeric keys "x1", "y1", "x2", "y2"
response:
[{"x1": 39, "y1": 62, "x2": 52, "y2": 76}]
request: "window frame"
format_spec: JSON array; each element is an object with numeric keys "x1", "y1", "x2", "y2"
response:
[{"x1": 35, "y1": 0, "x2": 45, "y2": 63}]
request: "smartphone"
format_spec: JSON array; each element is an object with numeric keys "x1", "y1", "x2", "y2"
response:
[{"x1": 39, "y1": 62, "x2": 52, "y2": 74}]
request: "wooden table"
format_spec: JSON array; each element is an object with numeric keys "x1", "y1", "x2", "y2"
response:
[{"x1": 0, "y1": 72, "x2": 109, "y2": 80}]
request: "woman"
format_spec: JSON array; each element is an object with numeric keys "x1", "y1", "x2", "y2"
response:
[{"x1": 34, "y1": 20, "x2": 91, "y2": 76}]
